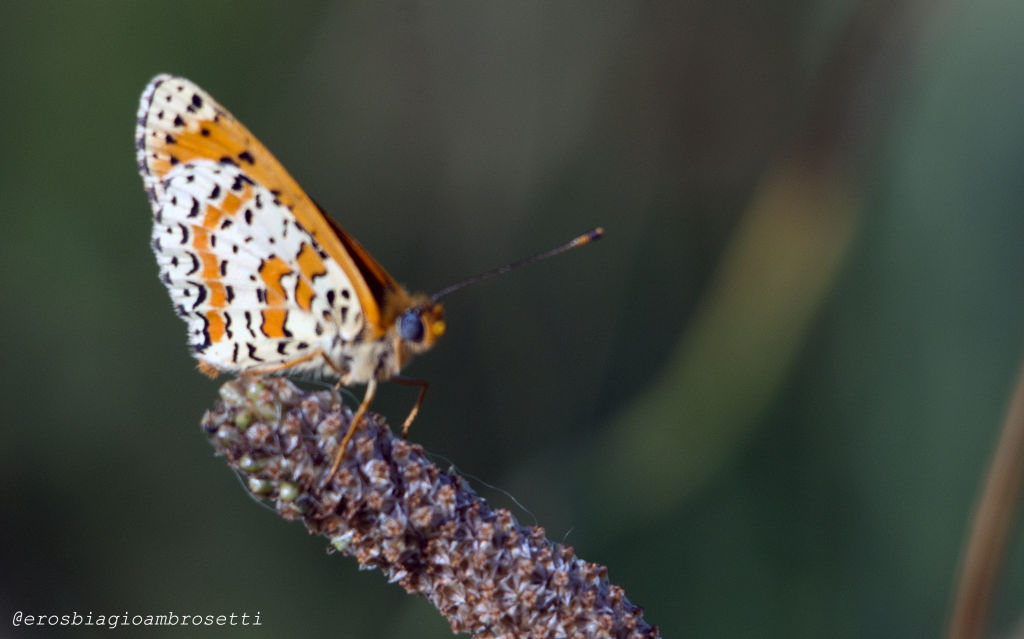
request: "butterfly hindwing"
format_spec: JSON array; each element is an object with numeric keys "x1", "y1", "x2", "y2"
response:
[{"x1": 152, "y1": 158, "x2": 367, "y2": 374}]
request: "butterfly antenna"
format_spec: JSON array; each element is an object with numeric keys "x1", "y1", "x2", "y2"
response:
[{"x1": 431, "y1": 227, "x2": 604, "y2": 301}]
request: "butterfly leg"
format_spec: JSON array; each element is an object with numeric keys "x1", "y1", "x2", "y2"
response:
[
  {"x1": 391, "y1": 376, "x2": 429, "y2": 438},
  {"x1": 324, "y1": 378, "x2": 378, "y2": 484}
]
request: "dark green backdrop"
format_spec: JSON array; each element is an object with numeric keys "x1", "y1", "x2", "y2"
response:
[{"x1": 3, "y1": 1, "x2": 1024, "y2": 637}]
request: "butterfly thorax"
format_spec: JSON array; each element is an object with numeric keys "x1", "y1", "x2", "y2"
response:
[{"x1": 326, "y1": 293, "x2": 445, "y2": 384}]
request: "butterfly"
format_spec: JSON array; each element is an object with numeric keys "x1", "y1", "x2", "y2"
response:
[{"x1": 135, "y1": 74, "x2": 601, "y2": 479}]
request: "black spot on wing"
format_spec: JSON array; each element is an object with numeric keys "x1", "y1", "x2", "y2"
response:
[
  {"x1": 246, "y1": 343, "x2": 264, "y2": 362},
  {"x1": 191, "y1": 314, "x2": 211, "y2": 353},
  {"x1": 189, "y1": 281, "x2": 207, "y2": 310},
  {"x1": 231, "y1": 173, "x2": 253, "y2": 191}
]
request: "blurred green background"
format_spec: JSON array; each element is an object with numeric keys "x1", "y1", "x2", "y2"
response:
[{"x1": 3, "y1": 1, "x2": 1024, "y2": 637}]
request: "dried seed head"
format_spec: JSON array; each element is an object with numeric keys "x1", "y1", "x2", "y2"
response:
[{"x1": 203, "y1": 376, "x2": 659, "y2": 639}]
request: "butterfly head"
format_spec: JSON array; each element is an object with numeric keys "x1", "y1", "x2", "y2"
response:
[{"x1": 393, "y1": 295, "x2": 446, "y2": 358}]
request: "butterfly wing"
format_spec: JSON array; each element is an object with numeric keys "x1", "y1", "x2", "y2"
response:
[{"x1": 136, "y1": 74, "x2": 402, "y2": 374}]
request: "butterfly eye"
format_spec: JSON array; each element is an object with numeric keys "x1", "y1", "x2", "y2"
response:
[{"x1": 398, "y1": 309, "x2": 425, "y2": 343}]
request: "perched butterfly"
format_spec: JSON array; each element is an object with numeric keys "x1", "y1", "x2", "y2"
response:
[{"x1": 136, "y1": 74, "x2": 601, "y2": 478}]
